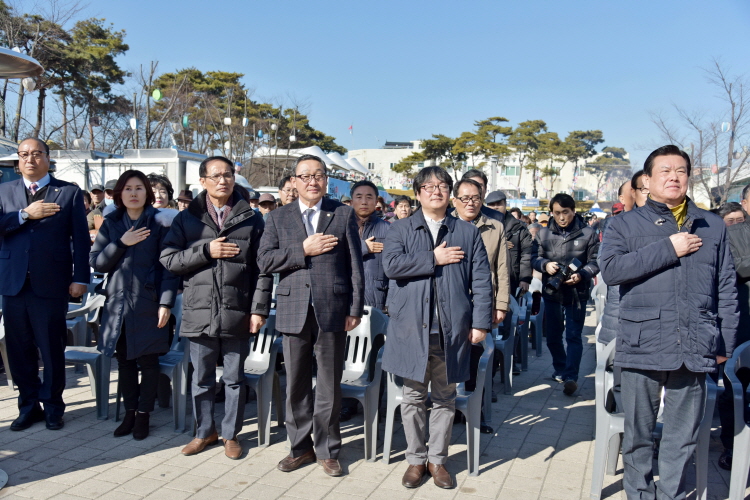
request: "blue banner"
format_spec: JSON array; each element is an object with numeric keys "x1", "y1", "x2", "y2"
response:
[{"x1": 327, "y1": 178, "x2": 351, "y2": 199}]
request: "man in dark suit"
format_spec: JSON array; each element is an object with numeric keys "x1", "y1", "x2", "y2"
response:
[
  {"x1": 258, "y1": 154, "x2": 365, "y2": 477},
  {"x1": 0, "y1": 137, "x2": 90, "y2": 431}
]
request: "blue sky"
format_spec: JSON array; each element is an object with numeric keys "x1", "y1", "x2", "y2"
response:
[{"x1": 82, "y1": 0, "x2": 749, "y2": 168}]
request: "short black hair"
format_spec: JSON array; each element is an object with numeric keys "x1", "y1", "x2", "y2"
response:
[
  {"x1": 452, "y1": 178, "x2": 483, "y2": 198},
  {"x1": 19, "y1": 137, "x2": 50, "y2": 154},
  {"x1": 508, "y1": 207, "x2": 523, "y2": 218},
  {"x1": 350, "y1": 180, "x2": 378, "y2": 197},
  {"x1": 199, "y1": 156, "x2": 235, "y2": 178},
  {"x1": 718, "y1": 202, "x2": 744, "y2": 219},
  {"x1": 278, "y1": 175, "x2": 293, "y2": 190},
  {"x1": 550, "y1": 193, "x2": 576, "y2": 211},
  {"x1": 82, "y1": 190, "x2": 92, "y2": 205},
  {"x1": 295, "y1": 154, "x2": 327, "y2": 174},
  {"x1": 631, "y1": 169, "x2": 645, "y2": 190},
  {"x1": 412, "y1": 166, "x2": 453, "y2": 196},
  {"x1": 462, "y1": 169, "x2": 488, "y2": 187},
  {"x1": 618, "y1": 180, "x2": 630, "y2": 196},
  {"x1": 394, "y1": 195, "x2": 411, "y2": 206},
  {"x1": 741, "y1": 184, "x2": 750, "y2": 202},
  {"x1": 147, "y1": 173, "x2": 174, "y2": 201},
  {"x1": 643, "y1": 145, "x2": 691, "y2": 177}
]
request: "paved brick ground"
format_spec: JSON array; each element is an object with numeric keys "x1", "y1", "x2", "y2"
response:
[{"x1": 0, "y1": 306, "x2": 746, "y2": 499}]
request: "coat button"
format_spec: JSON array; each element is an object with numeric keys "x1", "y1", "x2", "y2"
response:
[
  {"x1": 305, "y1": 284, "x2": 310, "y2": 288},
  {"x1": 423, "y1": 323, "x2": 427, "y2": 328}
]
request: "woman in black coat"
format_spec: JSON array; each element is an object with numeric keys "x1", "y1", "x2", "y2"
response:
[{"x1": 90, "y1": 170, "x2": 179, "y2": 440}]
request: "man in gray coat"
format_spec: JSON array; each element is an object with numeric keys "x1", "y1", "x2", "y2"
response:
[
  {"x1": 161, "y1": 156, "x2": 271, "y2": 460},
  {"x1": 600, "y1": 145, "x2": 738, "y2": 500},
  {"x1": 382, "y1": 167, "x2": 492, "y2": 489}
]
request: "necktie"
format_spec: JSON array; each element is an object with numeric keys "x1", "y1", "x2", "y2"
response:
[
  {"x1": 304, "y1": 208, "x2": 315, "y2": 236},
  {"x1": 29, "y1": 183, "x2": 38, "y2": 195}
]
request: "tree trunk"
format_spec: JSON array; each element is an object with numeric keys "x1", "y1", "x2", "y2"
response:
[
  {"x1": 12, "y1": 84, "x2": 25, "y2": 141},
  {"x1": 33, "y1": 86, "x2": 45, "y2": 138},
  {"x1": 0, "y1": 80, "x2": 7, "y2": 137},
  {"x1": 61, "y1": 91, "x2": 68, "y2": 148}
]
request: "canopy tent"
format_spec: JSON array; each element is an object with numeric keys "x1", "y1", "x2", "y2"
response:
[
  {"x1": 589, "y1": 202, "x2": 605, "y2": 214},
  {"x1": 345, "y1": 157, "x2": 369, "y2": 175},
  {"x1": 327, "y1": 151, "x2": 365, "y2": 177},
  {"x1": 0, "y1": 48, "x2": 43, "y2": 79},
  {"x1": 252, "y1": 146, "x2": 350, "y2": 173}
]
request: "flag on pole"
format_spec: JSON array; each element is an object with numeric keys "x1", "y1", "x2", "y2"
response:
[{"x1": 348, "y1": 124, "x2": 353, "y2": 135}]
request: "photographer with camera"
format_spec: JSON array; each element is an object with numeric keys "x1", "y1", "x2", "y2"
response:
[{"x1": 532, "y1": 193, "x2": 600, "y2": 396}]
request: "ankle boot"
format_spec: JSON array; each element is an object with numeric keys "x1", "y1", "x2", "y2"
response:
[
  {"x1": 132, "y1": 412, "x2": 150, "y2": 441},
  {"x1": 114, "y1": 410, "x2": 136, "y2": 437}
]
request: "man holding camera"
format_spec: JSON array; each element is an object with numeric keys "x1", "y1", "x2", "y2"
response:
[{"x1": 532, "y1": 193, "x2": 599, "y2": 396}]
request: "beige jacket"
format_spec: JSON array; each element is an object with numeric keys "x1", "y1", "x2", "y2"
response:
[{"x1": 475, "y1": 214, "x2": 510, "y2": 312}]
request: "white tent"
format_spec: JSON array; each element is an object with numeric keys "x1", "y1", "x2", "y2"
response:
[
  {"x1": 253, "y1": 146, "x2": 349, "y2": 173},
  {"x1": 590, "y1": 202, "x2": 605, "y2": 214},
  {"x1": 345, "y1": 157, "x2": 369, "y2": 175},
  {"x1": 325, "y1": 151, "x2": 357, "y2": 174}
]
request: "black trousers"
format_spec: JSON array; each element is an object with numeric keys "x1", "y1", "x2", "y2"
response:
[
  {"x1": 115, "y1": 331, "x2": 159, "y2": 413},
  {"x1": 3, "y1": 278, "x2": 68, "y2": 417},
  {"x1": 282, "y1": 305, "x2": 346, "y2": 459}
]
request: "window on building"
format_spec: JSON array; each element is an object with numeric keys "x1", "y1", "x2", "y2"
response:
[
  {"x1": 573, "y1": 189, "x2": 586, "y2": 201},
  {"x1": 501, "y1": 165, "x2": 520, "y2": 176},
  {"x1": 367, "y1": 163, "x2": 374, "y2": 170},
  {"x1": 418, "y1": 162, "x2": 424, "y2": 169},
  {"x1": 390, "y1": 163, "x2": 395, "y2": 169}
]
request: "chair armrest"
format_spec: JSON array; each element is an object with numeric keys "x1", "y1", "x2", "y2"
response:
[{"x1": 371, "y1": 346, "x2": 385, "y2": 388}]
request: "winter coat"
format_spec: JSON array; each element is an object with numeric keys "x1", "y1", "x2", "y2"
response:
[
  {"x1": 726, "y1": 219, "x2": 750, "y2": 346},
  {"x1": 503, "y1": 212, "x2": 533, "y2": 292},
  {"x1": 598, "y1": 215, "x2": 621, "y2": 345},
  {"x1": 599, "y1": 197, "x2": 739, "y2": 373},
  {"x1": 359, "y1": 213, "x2": 391, "y2": 310},
  {"x1": 160, "y1": 190, "x2": 272, "y2": 339},
  {"x1": 90, "y1": 205, "x2": 180, "y2": 359},
  {"x1": 532, "y1": 214, "x2": 600, "y2": 306},
  {"x1": 381, "y1": 209, "x2": 493, "y2": 384},
  {"x1": 473, "y1": 214, "x2": 510, "y2": 312}
]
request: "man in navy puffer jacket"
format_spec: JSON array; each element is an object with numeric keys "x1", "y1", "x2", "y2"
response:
[{"x1": 600, "y1": 145, "x2": 738, "y2": 500}]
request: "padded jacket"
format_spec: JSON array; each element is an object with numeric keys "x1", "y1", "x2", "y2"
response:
[
  {"x1": 160, "y1": 190, "x2": 272, "y2": 339},
  {"x1": 599, "y1": 197, "x2": 738, "y2": 373}
]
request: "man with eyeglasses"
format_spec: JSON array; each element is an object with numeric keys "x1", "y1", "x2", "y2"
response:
[
  {"x1": 600, "y1": 145, "x2": 738, "y2": 499},
  {"x1": 382, "y1": 167, "x2": 492, "y2": 489},
  {"x1": 0, "y1": 138, "x2": 90, "y2": 432},
  {"x1": 258, "y1": 154, "x2": 364, "y2": 478},
  {"x1": 452, "y1": 178, "x2": 509, "y2": 435},
  {"x1": 161, "y1": 156, "x2": 272, "y2": 460},
  {"x1": 277, "y1": 175, "x2": 298, "y2": 206},
  {"x1": 631, "y1": 169, "x2": 649, "y2": 208}
]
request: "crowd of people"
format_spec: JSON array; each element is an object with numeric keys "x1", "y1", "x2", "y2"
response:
[{"x1": 0, "y1": 138, "x2": 747, "y2": 496}]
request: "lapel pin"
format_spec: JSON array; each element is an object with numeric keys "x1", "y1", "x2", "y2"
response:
[{"x1": 327, "y1": 213, "x2": 331, "y2": 217}]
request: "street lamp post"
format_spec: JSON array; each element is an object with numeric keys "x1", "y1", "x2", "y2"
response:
[{"x1": 490, "y1": 155, "x2": 498, "y2": 193}]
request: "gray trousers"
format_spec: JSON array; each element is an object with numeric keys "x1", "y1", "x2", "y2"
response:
[
  {"x1": 401, "y1": 334, "x2": 457, "y2": 465},
  {"x1": 621, "y1": 365, "x2": 706, "y2": 500},
  {"x1": 190, "y1": 337, "x2": 250, "y2": 440}
]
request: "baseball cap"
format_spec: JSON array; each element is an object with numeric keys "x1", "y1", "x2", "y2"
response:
[
  {"x1": 247, "y1": 190, "x2": 260, "y2": 200},
  {"x1": 259, "y1": 193, "x2": 276, "y2": 204},
  {"x1": 340, "y1": 195, "x2": 352, "y2": 202},
  {"x1": 537, "y1": 214, "x2": 550, "y2": 223},
  {"x1": 89, "y1": 184, "x2": 104, "y2": 193},
  {"x1": 104, "y1": 180, "x2": 117, "y2": 191},
  {"x1": 612, "y1": 202, "x2": 625, "y2": 214},
  {"x1": 485, "y1": 190, "x2": 507, "y2": 204}
]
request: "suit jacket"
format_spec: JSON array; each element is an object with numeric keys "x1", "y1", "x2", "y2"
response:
[
  {"x1": 0, "y1": 176, "x2": 90, "y2": 298},
  {"x1": 258, "y1": 197, "x2": 365, "y2": 334}
]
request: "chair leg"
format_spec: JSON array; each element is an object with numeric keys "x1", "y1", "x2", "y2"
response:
[
  {"x1": 175, "y1": 367, "x2": 187, "y2": 433},
  {"x1": 363, "y1": 388, "x2": 379, "y2": 462},
  {"x1": 483, "y1": 352, "x2": 493, "y2": 424},
  {"x1": 95, "y1": 356, "x2": 111, "y2": 420},
  {"x1": 605, "y1": 433, "x2": 621, "y2": 475},
  {"x1": 257, "y1": 375, "x2": 273, "y2": 448},
  {"x1": 86, "y1": 363, "x2": 97, "y2": 399},
  {"x1": 504, "y1": 346, "x2": 513, "y2": 395},
  {"x1": 520, "y1": 325, "x2": 529, "y2": 371},
  {"x1": 115, "y1": 379, "x2": 121, "y2": 422},
  {"x1": 589, "y1": 426, "x2": 611, "y2": 500},
  {"x1": 273, "y1": 372, "x2": 284, "y2": 428},
  {"x1": 728, "y1": 431, "x2": 750, "y2": 500},
  {"x1": 0, "y1": 341, "x2": 14, "y2": 390},
  {"x1": 466, "y1": 404, "x2": 481, "y2": 476}
]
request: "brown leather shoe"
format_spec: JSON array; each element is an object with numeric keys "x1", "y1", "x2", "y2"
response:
[
  {"x1": 428, "y1": 462, "x2": 453, "y2": 489},
  {"x1": 402, "y1": 464, "x2": 426, "y2": 488},
  {"x1": 277, "y1": 449, "x2": 316, "y2": 472},
  {"x1": 317, "y1": 458, "x2": 343, "y2": 477},
  {"x1": 223, "y1": 438, "x2": 242, "y2": 460},
  {"x1": 181, "y1": 431, "x2": 219, "y2": 456}
]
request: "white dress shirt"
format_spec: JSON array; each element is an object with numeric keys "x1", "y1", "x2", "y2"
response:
[{"x1": 298, "y1": 198, "x2": 323, "y2": 234}]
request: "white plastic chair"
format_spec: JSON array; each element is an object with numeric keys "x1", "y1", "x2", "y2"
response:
[
  {"x1": 725, "y1": 341, "x2": 750, "y2": 500},
  {"x1": 66, "y1": 293, "x2": 106, "y2": 346},
  {"x1": 340, "y1": 306, "x2": 388, "y2": 462},
  {"x1": 382, "y1": 339, "x2": 494, "y2": 477},
  {"x1": 494, "y1": 296, "x2": 519, "y2": 395},
  {"x1": 64, "y1": 345, "x2": 112, "y2": 420},
  {"x1": 592, "y1": 278, "x2": 607, "y2": 325}
]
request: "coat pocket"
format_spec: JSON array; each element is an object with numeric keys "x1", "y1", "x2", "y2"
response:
[
  {"x1": 696, "y1": 310, "x2": 719, "y2": 357},
  {"x1": 619, "y1": 307, "x2": 661, "y2": 352}
]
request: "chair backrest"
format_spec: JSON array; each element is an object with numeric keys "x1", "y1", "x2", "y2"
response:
[
  {"x1": 731, "y1": 340, "x2": 750, "y2": 373},
  {"x1": 85, "y1": 294, "x2": 106, "y2": 323},
  {"x1": 245, "y1": 311, "x2": 279, "y2": 372},
  {"x1": 342, "y1": 306, "x2": 388, "y2": 384}
]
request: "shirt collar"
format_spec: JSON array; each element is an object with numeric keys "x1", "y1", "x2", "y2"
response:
[
  {"x1": 24, "y1": 173, "x2": 50, "y2": 190},
  {"x1": 298, "y1": 197, "x2": 323, "y2": 214}
]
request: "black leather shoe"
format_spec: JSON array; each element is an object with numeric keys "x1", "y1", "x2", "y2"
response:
[
  {"x1": 10, "y1": 407, "x2": 44, "y2": 431},
  {"x1": 718, "y1": 448, "x2": 733, "y2": 471},
  {"x1": 45, "y1": 414, "x2": 64, "y2": 431},
  {"x1": 339, "y1": 406, "x2": 357, "y2": 423},
  {"x1": 480, "y1": 421, "x2": 493, "y2": 434}
]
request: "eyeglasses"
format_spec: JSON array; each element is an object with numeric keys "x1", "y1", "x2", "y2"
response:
[
  {"x1": 280, "y1": 188, "x2": 296, "y2": 194},
  {"x1": 17, "y1": 150, "x2": 46, "y2": 160},
  {"x1": 455, "y1": 195, "x2": 482, "y2": 205},
  {"x1": 295, "y1": 174, "x2": 327, "y2": 184},
  {"x1": 420, "y1": 184, "x2": 450, "y2": 194},
  {"x1": 202, "y1": 173, "x2": 234, "y2": 183},
  {"x1": 635, "y1": 187, "x2": 649, "y2": 194}
]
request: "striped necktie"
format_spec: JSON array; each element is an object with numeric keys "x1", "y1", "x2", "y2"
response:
[{"x1": 29, "y1": 183, "x2": 38, "y2": 195}]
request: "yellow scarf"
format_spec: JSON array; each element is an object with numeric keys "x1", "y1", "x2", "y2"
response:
[{"x1": 670, "y1": 199, "x2": 688, "y2": 229}]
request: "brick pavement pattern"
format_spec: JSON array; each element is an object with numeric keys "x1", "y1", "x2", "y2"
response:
[{"x1": 0, "y1": 306, "x2": 746, "y2": 499}]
